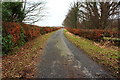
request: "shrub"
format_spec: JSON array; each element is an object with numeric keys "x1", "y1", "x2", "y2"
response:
[
  {"x1": 17, "y1": 26, "x2": 26, "y2": 46},
  {"x1": 66, "y1": 27, "x2": 119, "y2": 42},
  {"x1": 2, "y1": 22, "x2": 61, "y2": 54},
  {"x1": 2, "y1": 34, "x2": 14, "y2": 54}
]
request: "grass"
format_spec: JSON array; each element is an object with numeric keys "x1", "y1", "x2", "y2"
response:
[
  {"x1": 64, "y1": 29, "x2": 120, "y2": 77},
  {"x1": 2, "y1": 31, "x2": 55, "y2": 78},
  {"x1": 103, "y1": 37, "x2": 120, "y2": 41}
]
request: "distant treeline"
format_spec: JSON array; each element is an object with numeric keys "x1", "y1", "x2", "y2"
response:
[{"x1": 63, "y1": 1, "x2": 119, "y2": 30}]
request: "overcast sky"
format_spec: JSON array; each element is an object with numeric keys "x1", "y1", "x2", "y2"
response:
[
  {"x1": 24, "y1": 0, "x2": 118, "y2": 27},
  {"x1": 33, "y1": 0, "x2": 76, "y2": 26}
]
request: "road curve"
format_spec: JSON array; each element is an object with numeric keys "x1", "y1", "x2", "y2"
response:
[{"x1": 37, "y1": 29, "x2": 112, "y2": 78}]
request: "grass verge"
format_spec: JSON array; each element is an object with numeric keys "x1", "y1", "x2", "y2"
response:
[
  {"x1": 64, "y1": 29, "x2": 120, "y2": 77},
  {"x1": 2, "y1": 31, "x2": 55, "y2": 78}
]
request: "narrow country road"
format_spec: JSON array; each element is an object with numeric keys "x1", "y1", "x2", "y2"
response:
[{"x1": 37, "y1": 29, "x2": 112, "y2": 78}]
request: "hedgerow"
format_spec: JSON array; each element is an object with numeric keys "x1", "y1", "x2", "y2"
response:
[
  {"x1": 65, "y1": 27, "x2": 120, "y2": 46},
  {"x1": 2, "y1": 22, "x2": 60, "y2": 54}
]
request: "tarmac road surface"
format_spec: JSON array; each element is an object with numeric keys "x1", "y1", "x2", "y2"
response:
[{"x1": 37, "y1": 29, "x2": 112, "y2": 78}]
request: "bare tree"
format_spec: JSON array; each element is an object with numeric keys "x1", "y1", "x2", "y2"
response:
[
  {"x1": 22, "y1": 0, "x2": 46, "y2": 24},
  {"x1": 79, "y1": 1, "x2": 119, "y2": 29},
  {"x1": 63, "y1": 1, "x2": 119, "y2": 29}
]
